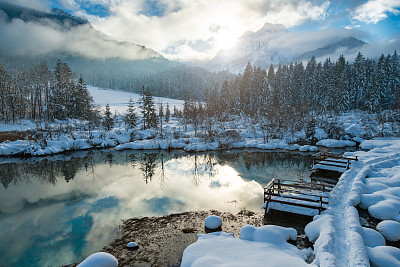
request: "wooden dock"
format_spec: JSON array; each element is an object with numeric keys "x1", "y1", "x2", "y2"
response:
[
  {"x1": 263, "y1": 179, "x2": 332, "y2": 216},
  {"x1": 312, "y1": 152, "x2": 358, "y2": 173},
  {"x1": 263, "y1": 152, "x2": 357, "y2": 217}
]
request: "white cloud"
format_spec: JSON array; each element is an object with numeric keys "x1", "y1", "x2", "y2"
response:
[
  {"x1": 0, "y1": 18, "x2": 159, "y2": 60},
  {"x1": 78, "y1": 0, "x2": 331, "y2": 62},
  {"x1": 352, "y1": 0, "x2": 400, "y2": 24}
]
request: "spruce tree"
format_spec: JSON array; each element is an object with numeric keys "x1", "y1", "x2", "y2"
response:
[
  {"x1": 102, "y1": 103, "x2": 114, "y2": 131},
  {"x1": 139, "y1": 86, "x2": 157, "y2": 129},
  {"x1": 165, "y1": 103, "x2": 170, "y2": 122},
  {"x1": 125, "y1": 97, "x2": 138, "y2": 130}
]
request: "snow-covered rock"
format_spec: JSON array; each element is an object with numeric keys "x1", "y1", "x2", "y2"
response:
[
  {"x1": 204, "y1": 215, "x2": 222, "y2": 230},
  {"x1": 77, "y1": 252, "x2": 118, "y2": 267},
  {"x1": 361, "y1": 227, "x2": 385, "y2": 247},
  {"x1": 366, "y1": 246, "x2": 400, "y2": 267},
  {"x1": 126, "y1": 241, "x2": 139, "y2": 250},
  {"x1": 376, "y1": 220, "x2": 400, "y2": 242},
  {"x1": 299, "y1": 145, "x2": 318, "y2": 152}
]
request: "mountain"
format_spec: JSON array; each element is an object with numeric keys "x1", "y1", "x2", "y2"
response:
[
  {"x1": 205, "y1": 23, "x2": 291, "y2": 74},
  {"x1": 294, "y1": 37, "x2": 366, "y2": 62},
  {"x1": 206, "y1": 23, "x2": 367, "y2": 74},
  {"x1": 0, "y1": 2, "x2": 89, "y2": 27},
  {"x1": 0, "y1": 3, "x2": 233, "y2": 100}
]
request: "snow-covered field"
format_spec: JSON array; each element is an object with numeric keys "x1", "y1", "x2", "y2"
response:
[{"x1": 88, "y1": 85, "x2": 184, "y2": 114}]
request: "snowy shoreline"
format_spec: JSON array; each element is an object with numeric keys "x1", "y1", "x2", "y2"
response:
[
  {"x1": 0, "y1": 117, "x2": 362, "y2": 157},
  {"x1": 0, "y1": 132, "x2": 351, "y2": 157}
]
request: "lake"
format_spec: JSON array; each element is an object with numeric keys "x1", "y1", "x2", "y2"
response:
[{"x1": 0, "y1": 149, "x2": 313, "y2": 267}]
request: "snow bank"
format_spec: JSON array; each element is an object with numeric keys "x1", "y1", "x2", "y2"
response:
[
  {"x1": 306, "y1": 139, "x2": 400, "y2": 267},
  {"x1": 316, "y1": 139, "x2": 356, "y2": 148},
  {"x1": 77, "y1": 252, "x2": 118, "y2": 267},
  {"x1": 0, "y1": 140, "x2": 31, "y2": 155},
  {"x1": 181, "y1": 226, "x2": 309, "y2": 267}
]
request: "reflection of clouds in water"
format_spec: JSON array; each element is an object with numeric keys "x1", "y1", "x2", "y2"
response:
[{"x1": 0, "y1": 155, "x2": 264, "y2": 267}]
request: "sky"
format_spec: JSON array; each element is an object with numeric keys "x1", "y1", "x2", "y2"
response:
[{"x1": 1, "y1": 0, "x2": 400, "y2": 63}]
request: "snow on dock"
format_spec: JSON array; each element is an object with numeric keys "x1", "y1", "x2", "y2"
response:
[{"x1": 263, "y1": 179, "x2": 333, "y2": 216}]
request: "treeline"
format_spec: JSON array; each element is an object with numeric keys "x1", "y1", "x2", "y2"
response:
[
  {"x1": 0, "y1": 60, "x2": 96, "y2": 123},
  {"x1": 0, "y1": 53, "x2": 234, "y2": 100},
  {"x1": 204, "y1": 51, "x2": 400, "y2": 120}
]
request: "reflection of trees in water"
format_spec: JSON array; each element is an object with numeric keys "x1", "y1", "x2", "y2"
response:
[
  {"x1": 0, "y1": 150, "x2": 313, "y2": 189},
  {"x1": 140, "y1": 154, "x2": 157, "y2": 184},
  {"x1": 105, "y1": 152, "x2": 114, "y2": 167},
  {"x1": 216, "y1": 151, "x2": 313, "y2": 182},
  {"x1": 0, "y1": 154, "x2": 96, "y2": 188}
]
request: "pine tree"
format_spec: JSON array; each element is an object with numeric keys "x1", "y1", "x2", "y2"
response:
[
  {"x1": 165, "y1": 103, "x2": 170, "y2": 122},
  {"x1": 239, "y1": 62, "x2": 253, "y2": 113},
  {"x1": 392, "y1": 50, "x2": 400, "y2": 109},
  {"x1": 71, "y1": 75, "x2": 94, "y2": 120},
  {"x1": 52, "y1": 59, "x2": 75, "y2": 120},
  {"x1": 102, "y1": 103, "x2": 114, "y2": 131},
  {"x1": 125, "y1": 97, "x2": 138, "y2": 130},
  {"x1": 139, "y1": 86, "x2": 157, "y2": 129}
]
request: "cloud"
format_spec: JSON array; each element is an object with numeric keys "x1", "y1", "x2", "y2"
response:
[
  {"x1": 0, "y1": 15, "x2": 159, "y2": 60},
  {"x1": 352, "y1": 0, "x2": 400, "y2": 24},
  {"x1": 76, "y1": 0, "x2": 331, "y2": 62}
]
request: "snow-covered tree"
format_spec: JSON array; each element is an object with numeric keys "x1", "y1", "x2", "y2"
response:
[
  {"x1": 102, "y1": 103, "x2": 114, "y2": 131},
  {"x1": 125, "y1": 97, "x2": 138, "y2": 130}
]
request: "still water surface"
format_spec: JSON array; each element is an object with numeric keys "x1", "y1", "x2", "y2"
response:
[{"x1": 0, "y1": 149, "x2": 312, "y2": 267}]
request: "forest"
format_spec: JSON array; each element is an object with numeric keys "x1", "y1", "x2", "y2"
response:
[{"x1": 0, "y1": 51, "x2": 399, "y2": 141}]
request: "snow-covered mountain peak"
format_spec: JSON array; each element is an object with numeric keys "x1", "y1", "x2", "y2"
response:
[
  {"x1": 205, "y1": 22, "x2": 365, "y2": 74},
  {"x1": 255, "y1": 23, "x2": 287, "y2": 35}
]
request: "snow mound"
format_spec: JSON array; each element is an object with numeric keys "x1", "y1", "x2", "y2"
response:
[
  {"x1": 361, "y1": 227, "x2": 385, "y2": 247},
  {"x1": 239, "y1": 225, "x2": 297, "y2": 244},
  {"x1": 181, "y1": 229, "x2": 308, "y2": 267},
  {"x1": 205, "y1": 215, "x2": 222, "y2": 229},
  {"x1": 368, "y1": 200, "x2": 400, "y2": 222},
  {"x1": 366, "y1": 246, "x2": 400, "y2": 267},
  {"x1": 77, "y1": 252, "x2": 118, "y2": 267},
  {"x1": 316, "y1": 139, "x2": 356, "y2": 148},
  {"x1": 377, "y1": 220, "x2": 400, "y2": 242},
  {"x1": 299, "y1": 145, "x2": 318, "y2": 152}
]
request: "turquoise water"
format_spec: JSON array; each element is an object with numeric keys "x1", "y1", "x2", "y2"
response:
[{"x1": 0, "y1": 149, "x2": 312, "y2": 267}]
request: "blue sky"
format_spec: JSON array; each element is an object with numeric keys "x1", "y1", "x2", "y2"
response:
[{"x1": 4, "y1": 0, "x2": 400, "y2": 62}]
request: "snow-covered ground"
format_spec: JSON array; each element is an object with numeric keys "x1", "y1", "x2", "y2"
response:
[
  {"x1": 180, "y1": 139, "x2": 400, "y2": 266},
  {"x1": 88, "y1": 85, "x2": 184, "y2": 114},
  {"x1": 0, "y1": 86, "x2": 398, "y2": 157},
  {"x1": 306, "y1": 140, "x2": 400, "y2": 266}
]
